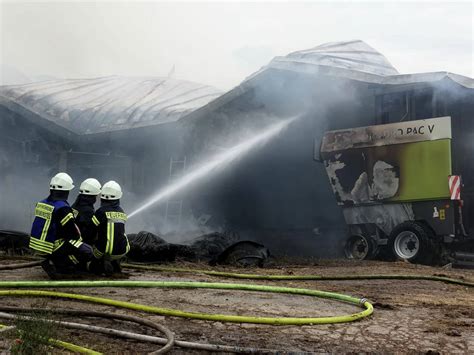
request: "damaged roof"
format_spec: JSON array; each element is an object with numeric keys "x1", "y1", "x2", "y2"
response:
[
  {"x1": 184, "y1": 40, "x2": 473, "y2": 124},
  {"x1": 268, "y1": 40, "x2": 399, "y2": 77},
  {"x1": 263, "y1": 40, "x2": 473, "y2": 88},
  {"x1": 1, "y1": 40, "x2": 472, "y2": 137},
  {"x1": 0, "y1": 76, "x2": 222, "y2": 135}
]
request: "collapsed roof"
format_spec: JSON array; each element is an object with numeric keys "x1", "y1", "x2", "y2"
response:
[
  {"x1": 184, "y1": 40, "x2": 473, "y2": 125},
  {"x1": 0, "y1": 76, "x2": 222, "y2": 135},
  {"x1": 0, "y1": 40, "x2": 472, "y2": 138},
  {"x1": 261, "y1": 40, "x2": 473, "y2": 88},
  {"x1": 266, "y1": 39, "x2": 399, "y2": 77}
]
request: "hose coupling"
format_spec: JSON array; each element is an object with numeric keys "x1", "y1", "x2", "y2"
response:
[{"x1": 359, "y1": 298, "x2": 368, "y2": 306}]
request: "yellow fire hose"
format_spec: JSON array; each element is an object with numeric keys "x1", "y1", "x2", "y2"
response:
[
  {"x1": 3, "y1": 260, "x2": 472, "y2": 287},
  {"x1": 2, "y1": 260, "x2": 471, "y2": 352},
  {"x1": 0, "y1": 261, "x2": 374, "y2": 352},
  {"x1": 0, "y1": 280, "x2": 372, "y2": 325},
  {"x1": 0, "y1": 306, "x2": 278, "y2": 353},
  {"x1": 0, "y1": 323, "x2": 100, "y2": 354},
  {"x1": 122, "y1": 263, "x2": 474, "y2": 287}
]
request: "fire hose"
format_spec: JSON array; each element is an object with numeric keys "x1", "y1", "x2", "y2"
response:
[
  {"x1": 3, "y1": 260, "x2": 472, "y2": 287},
  {"x1": 1, "y1": 260, "x2": 471, "y2": 353},
  {"x1": 0, "y1": 323, "x2": 100, "y2": 354},
  {"x1": 0, "y1": 261, "x2": 42, "y2": 271},
  {"x1": 122, "y1": 263, "x2": 474, "y2": 287},
  {"x1": 0, "y1": 306, "x2": 276, "y2": 353},
  {"x1": 0, "y1": 281, "x2": 371, "y2": 353},
  {"x1": 0, "y1": 281, "x2": 373, "y2": 325},
  {"x1": 0, "y1": 306, "x2": 175, "y2": 354}
]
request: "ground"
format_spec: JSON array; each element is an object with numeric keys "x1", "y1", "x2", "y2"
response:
[{"x1": 0, "y1": 258, "x2": 472, "y2": 354}]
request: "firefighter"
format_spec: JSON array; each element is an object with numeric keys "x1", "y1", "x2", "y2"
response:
[
  {"x1": 88, "y1": 180, "x2": 129, "y2": 276},
  {"x1": 29, "y1": 172, "x2": 93, "y2": 279},
  {"x1": 72, "y1": 178, "x2": 101, "y2": 245}
]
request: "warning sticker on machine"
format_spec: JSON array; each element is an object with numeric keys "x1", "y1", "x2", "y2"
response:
[{"x1": 439, "y1": 209, "x2": 446, "y2": 220}]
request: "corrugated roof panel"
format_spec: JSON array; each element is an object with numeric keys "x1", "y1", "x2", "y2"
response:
[{"x1": 0, "y1": 76, "x2": 222, "y2": 135}]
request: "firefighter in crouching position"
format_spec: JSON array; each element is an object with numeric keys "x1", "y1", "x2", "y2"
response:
[
  {"x1": 72, "y1": 178, "x2": 102, "y2": 245},
  {"x1": 29, "y1": 172, "x2": 93, "y2": 278},
  {"x1": 88, "y1": 180, "x2": 130, "y2": 275}
]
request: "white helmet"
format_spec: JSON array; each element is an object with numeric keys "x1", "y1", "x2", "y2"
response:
[
  {"x1": 50, "y1": 172, "x2": 74, "y2": 191},
  {"x1": 101, "y1": 180, "x2": 123, "y2": 200},
  {"x1": 79, "y1": 178, "x2": 101, "y2": 195}
]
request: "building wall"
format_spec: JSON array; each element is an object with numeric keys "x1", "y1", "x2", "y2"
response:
[
  {"x1": 0, "y1": 100, "x2": 189, "y2": 233},
  {"x1": 0, "y1": 108, "x2": 67, "y2": 231},
  {"x1": 2, "y1": 74, "x2": 471, "y2": 256},
  {"x1": 375, "y1": 80, "x2": 474, "y2": 235},
  {"x1": 178, "y1": 74, "x2": 473, "y2": 256},
  {"x1": 177, "y1": 73, "x2": 377, "y2": 255}
]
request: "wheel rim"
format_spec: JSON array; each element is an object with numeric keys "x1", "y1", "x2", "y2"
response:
[
  {"x1": 394, "y1": 231, "x2": 420, "y2": 259},
  {"x1": 345, "y1": 235, "x2": 369, "y2": 260}
]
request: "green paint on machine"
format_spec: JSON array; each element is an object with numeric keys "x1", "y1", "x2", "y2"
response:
[
  {"x1": 320, "y1": 117, "x2": 453, "y2": 206},
  {"x1": 395, "y1": 139, "x2": 451, "y2": 202}
]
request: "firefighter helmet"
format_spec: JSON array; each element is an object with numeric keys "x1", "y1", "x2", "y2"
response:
[
  {"x1": 101, "y1": 181, "x2": 122, "y2": 200},
  {"x1": 79, "y1": 178, "x2": 101, "y2": 195},
  {"x1": 50, "y1": 172, "x2": 74, "y2": 191}
]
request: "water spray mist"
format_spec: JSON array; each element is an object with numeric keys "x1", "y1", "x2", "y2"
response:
[{"x1": 128, "y1": 117, "x2": 297, "y2": 218}]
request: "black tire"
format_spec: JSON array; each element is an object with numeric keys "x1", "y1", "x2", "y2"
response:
[
  {"x1": 389, "y1": 221, "x2": 435, "y2": 265},
  {"x1": 344, "y1": 234, "x2": 375, "y2": 260}
]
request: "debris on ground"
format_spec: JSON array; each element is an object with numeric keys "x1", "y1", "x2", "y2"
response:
[
  {"x1": 127, "y1": 230, "x2": 269, "y2": 266},
  {"x1": 0, "y1": 230, "x2": 30, "y2": 256}
]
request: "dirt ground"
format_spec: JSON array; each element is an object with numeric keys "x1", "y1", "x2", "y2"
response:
[{"x1": 0, "y1": 258, "x2": 472, "y2": 354}]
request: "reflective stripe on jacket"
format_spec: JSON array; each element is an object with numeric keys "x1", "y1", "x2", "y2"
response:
[
  {"x1": 29, "y1": 199, "x2": 78, "y2": 254},
  {"x1": 92, "y1": 204, "x2": 129, "y2": 257}
]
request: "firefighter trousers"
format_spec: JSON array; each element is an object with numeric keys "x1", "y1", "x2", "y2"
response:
[{"x1": 48, "y1": 240, "x2": 93, "y2": 273}]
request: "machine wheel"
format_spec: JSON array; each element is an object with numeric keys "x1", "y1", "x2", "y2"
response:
[
  {"x1": 344, "y1": 234, "x2": 375, "y2": 260},
  {"x1": 390, "y1": 221, "x2": 434, "y2": 264}
]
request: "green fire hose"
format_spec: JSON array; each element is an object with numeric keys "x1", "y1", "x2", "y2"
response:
[
  {"x1": 0, "y1": 266, "x2": 373, "y2": 352},
  {"x1": 3, "y1": 260, "x2": 472, "y2": 287},
  {"x1": 0, "y1": 323, "x2": 100, "y2": 354},
  {"x1": 122, "y1": 263, "x2": 474, "y2": 287},
  {"x1": 0, "y1": 280, "x2": 372, "y2": 325},
  {"x1": 2, "y1": 260, "x2": 471, "y2": 353}
]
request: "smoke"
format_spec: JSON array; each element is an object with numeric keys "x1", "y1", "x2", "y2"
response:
[
  {"x1": 0, "y1": 165, "x2": 58, "y2": 232},
  {"x1": 71, "y1": 72, "x2": 370, "y2": 255},
  {"x1": 160, "y1": 72, "x2": 367, "y2": 256},
  {"x1": 1, "y1": 66, "x2": 472, "y2": 259},
  {"x1": 128, "y1": 117, "x2": 297, "y2": 218}
]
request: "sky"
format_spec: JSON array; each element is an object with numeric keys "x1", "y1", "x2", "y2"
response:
[{"x1": 0, "y1": 0, "x2": 473, "y2": 90}]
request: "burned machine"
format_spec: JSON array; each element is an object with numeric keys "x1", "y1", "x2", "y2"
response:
[{"x1": 319, "y1": 116, "x2": 474, "y2": 265}]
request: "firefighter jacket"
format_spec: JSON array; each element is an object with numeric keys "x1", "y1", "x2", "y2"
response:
[
  {"x1": 91, "y1": 200, "x2": 129, "y2": 258},
  {"x1": 30, "y1": 194, "x2": 82, "y2": 255},
  {"x1": 72, "y1": 194, "x2": 97, "y2": 245}
]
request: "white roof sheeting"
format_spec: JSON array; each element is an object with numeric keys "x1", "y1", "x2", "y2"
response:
[
  {"x1": 0, "y1": 40, "x2": 472, "y2": 138},
  {"x1": 274, "y1": 40, "x2": 399, "y2": 76},
  {"x1": 259, "y1": 40, "x2": 473, "y2": 89},
  {"x1": 0, "y1": 76, "x2": 222, "y2": 135},
  {"x1": 184, "y1": 40, "x2": 472, "y2": 127}
]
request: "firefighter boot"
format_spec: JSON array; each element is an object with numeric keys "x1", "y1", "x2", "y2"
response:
[
  {"x1": 41, "y1": 259, "x2": 58, "y2": 280},
  {"x1": 111, "y1": 260, "x2": 122, "y2": 273}
]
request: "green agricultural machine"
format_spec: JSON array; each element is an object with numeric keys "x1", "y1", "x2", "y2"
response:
[{"x1": 319, "y1": 116, "x2": 474, "y2": 265}]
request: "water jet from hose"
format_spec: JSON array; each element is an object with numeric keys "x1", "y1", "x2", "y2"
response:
[{"x1": 129, "y1": 117, "x2": 297, "y2": 218}]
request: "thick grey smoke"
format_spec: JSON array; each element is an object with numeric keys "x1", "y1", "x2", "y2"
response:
[
  {"x1": 0, "y1": 72, "x2": 360, "y2": 258},
  {"x1": 2, "y1": 68, "x2": 472, "y2": 259},
  {"x1": 118, "y1": 72, "x2": 368, "y2": 256},
  {"x1": 0, "y1": 161, "x2": 67, "y2": 233}
]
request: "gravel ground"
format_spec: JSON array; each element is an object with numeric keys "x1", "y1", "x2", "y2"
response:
[{"x1": 0, "y1": 258, "x2": 472, "y2": 354}]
